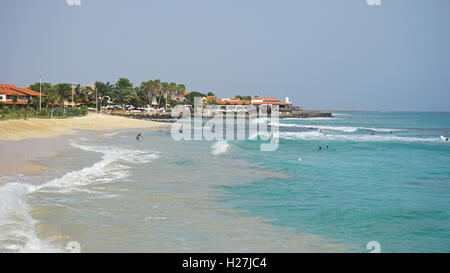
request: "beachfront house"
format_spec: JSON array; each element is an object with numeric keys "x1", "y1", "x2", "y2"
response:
[
  {"x1": 198, "y1": 96, "x2": 294, "y2": 114},
  {"x1": 0, "y1": 84, "x2": 46, "y2": 106},
  {"x1": 251, "y1": 97, "x2": 293, "y2": 112}
]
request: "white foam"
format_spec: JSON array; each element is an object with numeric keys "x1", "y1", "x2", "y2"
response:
[
  {"x1": 211, "y1": 141, "x2": 232, "y2": 155},
  {"x1": 279, "y1": 131, "x2": 439, "y2": 142},
  {"x1": 0, "y1": 143, "x2": 159, "y2": 252},
  {"x1": 271, "y1": 122, "x2": 404, "y2": 133},
  {"x1": 102, "y1": 132, "x2": 120, "y2": 137},
  {"x1": 282, "y1": 117, "x2": 337, "y2": 120},
  {"x1": 250, "y1": 117, "x2": 270, "y2": 124}
]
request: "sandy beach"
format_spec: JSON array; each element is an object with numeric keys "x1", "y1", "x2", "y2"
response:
[
  {"x1": 0, "y1": 114, "x2": 169, "y2": 177},
  {"x1": 0, "y1": 113, "x2": 168, "y2": 141}
]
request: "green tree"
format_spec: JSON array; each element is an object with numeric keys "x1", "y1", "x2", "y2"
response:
[
  {"x1": 29, "y1": 82, "x2": 53, "y2": 96},
  {"x1": 116, "y1": 78, "x2": 133, "y2": 91},
  {"x1": 80, "y1": 86, "x2": 93, "y2": 106},
  {"x1": 53, "y1": 83, "x2": 73, "y2": 102},
  {"x1": 184, "y1": 91, "x2": 206, "y2": 106},
  {"x1": 151, "y1": 79, "x2": 162, "y2": 108},
  {"x1": 128, "y1": 87, "x2": 148, "y2": 108},
  {"x1": 141, "y1": 80, "x2": 157, "y2": 108},
  {"x1": 160, "y1": 82, "x2": 169, "y2": 109},
  {"x1": 207, "y1": 92, "x2": 215, "y2": 97},
  {"x1": 115, "y1": 88, "x2": 132, "y2": 109},
  {"x1": 168, "y1": 82, "x2": 177, "y2": 108},
  {"x1": 176, "y1": 84, "x2": 186, "y2": 103},
  {"x1": 11, "y1": 93, "x2": 19, "y2": 110}
]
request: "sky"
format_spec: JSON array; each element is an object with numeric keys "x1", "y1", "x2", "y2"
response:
[{"x1": 0, "y1": 0, "x2": 449, "y2": 111}]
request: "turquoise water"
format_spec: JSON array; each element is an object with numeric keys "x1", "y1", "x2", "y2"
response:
[
  {"x1": 1, "y1": 112, "x2": 449, "y2": 252},
  {"x1": 224, "y1": 112, "x2": 450, "y2": 252}
]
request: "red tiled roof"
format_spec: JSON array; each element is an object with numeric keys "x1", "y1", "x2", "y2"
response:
[
  {"x1": 0, "y1": 87, "x2": 23, "y2": 96},
  {"x1": 0, "y1": 84, "x2": 46, "y2": 97},
  {"x1": 256, "y1": 98, "x2": 280, "y2": 102},
  {"x1": 252, "y1": 97, "x2": 292, "y2": 105}
]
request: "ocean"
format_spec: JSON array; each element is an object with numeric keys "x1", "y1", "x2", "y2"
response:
[{"x1": 0, "y1": 112, "x2": 449, "y2": 252}]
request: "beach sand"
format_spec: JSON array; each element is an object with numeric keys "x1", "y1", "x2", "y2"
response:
[
  {"x1": 0, "y1": 113, "x2": 169, "y2": 141},
  {"x1": 0, "y1": 113, "x2": 169, "y2": 177}
]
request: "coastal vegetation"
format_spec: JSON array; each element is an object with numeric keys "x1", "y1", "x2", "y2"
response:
[{"x1": 0, "y1": 78, "x2": 195, "y2": 120}]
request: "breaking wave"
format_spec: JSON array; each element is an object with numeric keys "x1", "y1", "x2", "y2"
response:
[
  {"x1": 279, "y1": 131, "x2": 440, "y2": 142},
  {"x1": 270, "y1": 122, "x2": 404, "y2": 133},
  {"x1": 211, "y1": 141, "x2": 232, "y2": 155},
  {"x1": 0, "y1": 143, "x2": 159, "y2": 253}
]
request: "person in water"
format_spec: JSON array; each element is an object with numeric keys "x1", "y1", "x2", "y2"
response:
[
  {"x1": 136, "y1": 133, "x2": 143, "y2": 142},
  {"x1": 318, "y1": 146, "x2": 322, "y2": 150}
]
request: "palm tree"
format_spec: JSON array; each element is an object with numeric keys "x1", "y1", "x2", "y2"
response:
[
  {"x1": 177, "y1": 84, "x2": 186, "y2": 104},
  {"x1": 79, "y1": 86, "x2": 93, "y2": 105},
  {"x1": 152, "y1": 79, "x2": 162, "y2": 109},
  {"x1": 160, "y1": 82, "x2": 169, "y2": 110},
  {"x1": 141, "y1": 80, "x2": 153, "y2": 108},
  {"x1": 47, "y1": 93, "x2": 58, "y2": 110},
  {"x1": 168, "y1": 82, "x2": 177, "y2": 108},
  {"x1": 115, "y1": 88, "x2": 131, "y2": 110}
]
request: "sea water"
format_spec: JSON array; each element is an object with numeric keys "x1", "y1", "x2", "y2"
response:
[
  {"x1": 227, "y1": 112, "x2": 450, "y2": 252},
  {"x1": 0, "y1": 112, "x2": 449, "y2": 252}
]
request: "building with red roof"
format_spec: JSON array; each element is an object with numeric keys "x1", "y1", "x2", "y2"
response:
[{"x1": 0, "y1": 84, "x2": 46, "y2": 105}]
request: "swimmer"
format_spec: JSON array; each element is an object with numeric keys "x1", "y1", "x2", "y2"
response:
[
  {"x1": 318, "y1": 146, "x2": 322, "y2": 150},
  {"x1": 136, "y1": 133, "x2": 144, "y2": 142},
  {"x1": 326, "y1": 146, "x2": 329, "y2": 149}
]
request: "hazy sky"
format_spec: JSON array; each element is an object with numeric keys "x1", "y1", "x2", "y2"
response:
[{"x1": 1, "y1": 0, "x2": 449, "y2": 111}]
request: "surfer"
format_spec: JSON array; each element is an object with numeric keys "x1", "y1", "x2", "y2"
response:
[
  {"x1": 136, "y1": 133, "x2": 143, "y2": 142},
  {"x1": 369, "y1": 132, "x2": 375, "y2": 135}
]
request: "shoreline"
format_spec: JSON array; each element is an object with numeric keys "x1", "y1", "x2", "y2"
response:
[
  {"x1": 0, "y1": 124, "x2": 349, "y2": 253},
  {"x1": 0, "y1": 112, "x2": 170, "y2": 141},
  {"x1": 0, "y1": 113, "x2": 170, "y2": 177}
]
